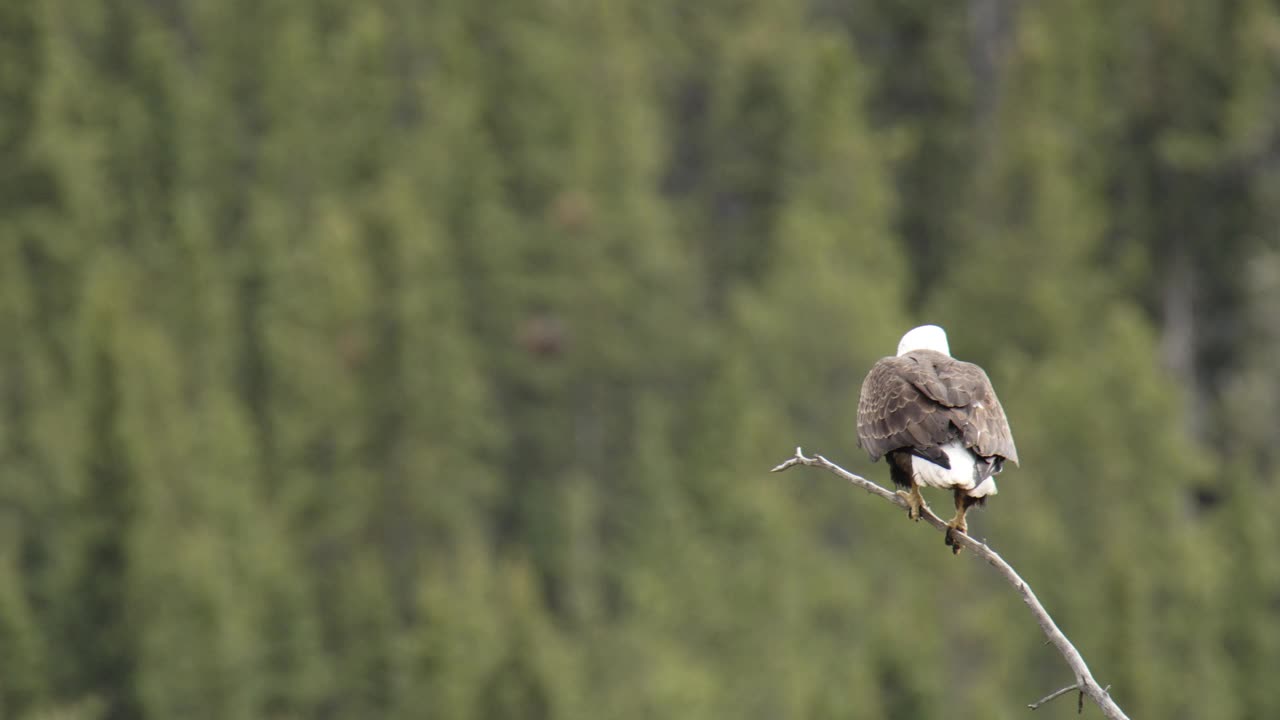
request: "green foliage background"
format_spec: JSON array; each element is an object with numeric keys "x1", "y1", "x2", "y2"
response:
[{"x1": 2, "y1": 1, "x2": 1279, "y2": 718}]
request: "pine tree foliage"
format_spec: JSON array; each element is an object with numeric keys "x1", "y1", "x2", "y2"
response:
[{"x1": 0, "y1": 1, "x2": 1277, "y2": 719}]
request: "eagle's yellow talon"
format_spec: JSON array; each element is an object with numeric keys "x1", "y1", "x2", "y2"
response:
[
  {"x1": 945, "y1": 516, "x2": 968, "y2": 554},
  {"x1": 896, "y1": 487, "x2": 926, "y2": 521}
]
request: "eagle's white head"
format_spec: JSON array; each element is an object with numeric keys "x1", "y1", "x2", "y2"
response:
[{"x1": 897, "y1": 324, "x2": 951, "y2": 357}]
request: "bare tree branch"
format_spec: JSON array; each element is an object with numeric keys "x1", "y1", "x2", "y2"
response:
[
  {"x1": 771, "y1": 447, "x2": 1130, "y2": 720},
  {"x1": 1025, "y1": 682, "x2": 1113, "y2": 713},
  {"x1": 1026, "y1": 683, "x2": 1077, "y2": 711}
]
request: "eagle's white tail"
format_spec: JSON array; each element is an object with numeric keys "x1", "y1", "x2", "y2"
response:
[{"x1": 911, "y1": 440, "x2": 999, "y2": 497}]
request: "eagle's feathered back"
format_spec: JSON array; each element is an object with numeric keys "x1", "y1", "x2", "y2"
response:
[{"x1": 857, "y1": 349, "x2": 1018, "y2": 466}]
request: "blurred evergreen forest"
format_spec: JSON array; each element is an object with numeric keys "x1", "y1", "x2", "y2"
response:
[{"x1": 3, "y1": 1, "x2": 1280, "y2": 718}]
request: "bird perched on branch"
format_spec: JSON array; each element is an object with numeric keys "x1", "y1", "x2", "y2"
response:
[{"x1": 857, "y1": 325, "x2": 1018, "y2": 553}]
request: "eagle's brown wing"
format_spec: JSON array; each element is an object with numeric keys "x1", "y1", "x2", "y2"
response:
[
  {"x1": 857, "y1": 354, "x2": 955, "y2": 462},
  {"x1": 857, "y1": 349, "x2": 1018, "y2": 465},
  {"x1": 917, "y1": 351, "x2": 1019, "y2": 465}
]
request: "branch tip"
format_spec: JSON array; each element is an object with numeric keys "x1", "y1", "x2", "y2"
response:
[
  {"x1": 1028, "y1": 683, "x2": 1079, "y2": 710},
  {"x1": 770, "y1": 447, "x2": 812, "y2": 473}
]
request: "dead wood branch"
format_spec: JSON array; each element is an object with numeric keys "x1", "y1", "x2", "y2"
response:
[{"x1": 771, "y1": 447, "x2": 1130, "y2": 720}]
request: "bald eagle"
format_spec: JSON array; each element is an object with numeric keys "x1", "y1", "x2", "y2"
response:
[{"x1": 857, "y1": 325, "x2": 1018, "y2": 553}]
